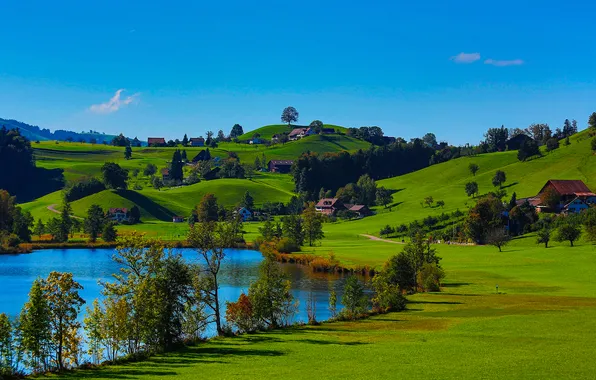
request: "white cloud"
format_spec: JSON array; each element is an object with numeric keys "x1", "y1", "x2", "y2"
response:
[
  {"x1": 451, "y1": 52, "x2": 481, "y2": 63},
  {"x1": 89, "y1": 89, "x2": 139, "y2": 114},
  {"x1": 484, "y1": 58, "x2": 524, "y2": 67}
]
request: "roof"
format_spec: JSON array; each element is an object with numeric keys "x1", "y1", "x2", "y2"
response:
[
  {"x1": 161, "y1": 168, "x2": 170, "y2": 175},
  {"x1": 109, "y1": 208, "x2": 128, "y2": 214},
  {"x1": 540, "y1": 180, "x2": 593, "y2": 196},
  {"x1": 190, "y1": 137, "x2": 205, "y2": 142},
  {"x1": 289, "y1": 128, "x2": 307, "y2": 137},
  {"x1": 148, "y1": 137, "x2": 166, "y2": 144},
  {"x1": 316, "y1": 198, "x2": 341, "y2": 208},
  {"x1": 269, "y1": 160, "x2": 294, "y2": 166},
  {"x1": 349, "y1": 205, "x2": 367, "y2": 211}
]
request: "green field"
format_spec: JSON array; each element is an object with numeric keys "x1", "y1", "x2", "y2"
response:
[
  {"x1": 47, "y1": 235, "x2": 596, "y2": 379},
  {"x1": 237, "y1": 123, "x2": 348, "y2": 140}
]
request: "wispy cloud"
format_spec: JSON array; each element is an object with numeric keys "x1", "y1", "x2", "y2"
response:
[
  {"x1": 484, "y1": 58, "x2": 524, "y2": 67},
  {"x1": 450, "y1": 52, "x2": 481, "y2": 64},
  {"x1": 89, "y1": 89, "x2": 139, "y2": 114}
]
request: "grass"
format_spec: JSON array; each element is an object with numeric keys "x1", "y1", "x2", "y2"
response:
[
  {"x1": 46, "y1": 236, "x2": 596, "y2": 379},
  {"x1": 237, "y1": 123, "x2": 348, "y2": 140}
]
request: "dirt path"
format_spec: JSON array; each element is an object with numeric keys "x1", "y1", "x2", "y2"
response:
[
  {"x1": 360, "y1": 234, "x2": 405, "y2": 244},
  {"x1": 47, "y1": 204, "x2": 84, "y2": 220}
]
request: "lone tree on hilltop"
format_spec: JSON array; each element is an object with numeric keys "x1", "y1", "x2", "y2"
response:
[
  {"x1": 230, "y1": 124, "x2": 244, "y2": 138},
  {"x1": 468, "y1": 163, "x2": 479, "y2": 176},
  {"x1": 281, "y1": 106, "x2": 299, "y2": 126}
]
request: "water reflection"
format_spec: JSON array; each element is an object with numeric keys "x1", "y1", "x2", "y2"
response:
[{"x1": 0, "y1": 248, "x2": 366, "y2": 336}]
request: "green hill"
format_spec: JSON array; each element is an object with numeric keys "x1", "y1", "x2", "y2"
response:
[
  {"x1": 302, "y1": 129, "x2": 596, "y2": 267},
  {"x1": 238, "y1": 124, "x2": 348, "y2": 140}
]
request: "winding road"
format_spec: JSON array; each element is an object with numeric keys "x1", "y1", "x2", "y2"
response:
[{"x1": 47, "y1": 204, "x2": 84, "y2": 220}]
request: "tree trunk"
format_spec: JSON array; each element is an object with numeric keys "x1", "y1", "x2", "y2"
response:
[
  {"x1": 570, "y1": 240, "x2": 574, "y2": 247},
  {"x1": 213, "y1": 274, "x2": 222, "y2": 335}
]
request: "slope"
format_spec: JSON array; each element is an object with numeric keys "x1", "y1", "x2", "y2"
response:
[{"x1": 238, "y1": 124, "x2": 348, "y2": 140}]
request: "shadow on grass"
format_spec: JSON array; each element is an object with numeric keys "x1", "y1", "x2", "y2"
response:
[
  {"x1": 500, "y1": 181, "x2": 519, "y2": 190},
  {"x1": 442, "y1": 282, "x2": 471, "y2": 288},
  {"x1": 116, "y1": 189, "x2": 174, "y2": 221},
  {"x1": 409, "y1": 300, "x2": 463, "y2": 305}
]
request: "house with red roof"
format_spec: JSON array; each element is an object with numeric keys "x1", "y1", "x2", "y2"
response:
[
  {"x1": 148, "y1": 137, "x2": 166, "y2": 147},
  {"x1": 315, "y1": 198, "x2": 371, "y2": 218},
  {"x1": 535, "y1": 180, "x2": 596, "y2": 213},
  {"x1": 108, "y1": 208, "x2": 129, "y2": 223}
]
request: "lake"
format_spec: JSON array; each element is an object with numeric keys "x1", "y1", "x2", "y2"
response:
[{"x1": 0, "y1": 248, "x2": 360, "y2": 336}]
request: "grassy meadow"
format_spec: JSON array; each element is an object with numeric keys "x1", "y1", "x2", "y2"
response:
[{"x1": 46, "y1": 235, "x2": 596, "y2": 379}]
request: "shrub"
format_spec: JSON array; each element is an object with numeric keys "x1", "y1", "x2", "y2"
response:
[
  {"x1": 592, "y1": 137, "x2": 596, "y2": 152},
  {"x1": 225, "y1": 293, "x2": 260, "y2": 333},
  {"x1": 546, "y1": 138, "x2": 559, "y2": 152},
  {"x1": 417, "y1": 262, "x2": 445, "y2": 292},
  {"x1": 275, "y1": 238, "x2": 299, "y2": 253},
  {"x1": 372, "y1": 274, "x2": 407, "y2": 313},
  {"x1": 340, "y1": 275, "x2": 368, "y2": 319}
]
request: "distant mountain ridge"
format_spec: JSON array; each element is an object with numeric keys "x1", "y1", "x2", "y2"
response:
[{"x1": 0, "y1": 117, "x2": 118, "y2": 144}]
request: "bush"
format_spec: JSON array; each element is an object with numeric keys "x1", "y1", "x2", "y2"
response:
[
  {"x1": 417, "y1": 262, "x2": 445, "y2": 292},
  {"x1": 275, "y1": 238, "x2": 299, "y2": 253},
  {"x1": 546, "y1": 138, "x2": 559, "y2": 152},
  {"x1": 225, "y1": 293, "x2": 260, "y2": 333},
  {"x1": 65, "y1": 177, "x2": 105, "y2": 202},
  {"x1": 592, "y1": 137, "x2": 596, "y2": 152}
]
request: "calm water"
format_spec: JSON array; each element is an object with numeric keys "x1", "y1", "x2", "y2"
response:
[{"x1": 0, "y1": 248, "x2": 358, "y2": 336}]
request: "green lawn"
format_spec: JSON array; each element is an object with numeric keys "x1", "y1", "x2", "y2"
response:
[{"x1": 47, "y1": 236, "x2": 596, "y2": 379}]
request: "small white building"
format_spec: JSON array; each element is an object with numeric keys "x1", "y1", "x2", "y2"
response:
[{"x1": 172, "y1": 216, "x2": 184, "y2": 223}]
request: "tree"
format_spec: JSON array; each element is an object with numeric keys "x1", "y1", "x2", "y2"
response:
[
  {"x1": 356, "y1": 174, "x2": 377, "y2": 206},
  {"x1": 424, "y1": 196, "x2": 434, "y2": 208},
  {"x1": 589, "y1": 112, "x2": 596, "y2": 131},
  {"x1": 34, "y1": 218, "x2": 45, "y2": 239},
  {"x1": 169, "y1": 150, "x2": 184, "y2": 182},
  {"x1": 468, "y1": 163, "x2": 479, "y2": 176},
  {"x1": 422, "y1": 133, "x2": 438, "y2": 148},
  {"x1": 225, "y1": 293, "x2": 258, "y2": 333},
  {"x1": 281, "y1": 106, "x2": 299, "y2": 126},
  {"x1": 41, "y1": 272, "x2": 85, "y2": 370},
  {"x1": 84, "y1": 204, "x2": 105, "y2": 242},
  {"x1": 0, "y1": 312, "x2": 15, "y2": 375},
  {"x1": 546, "y1": 138, "x2": 559, "y2": 152},
  {"x1": 492, "y1": 170, "x2": 507, "y2": 188},
  {"x1": 486, "y1": 228, "x2": 511, "y2": 252},
  {"x1": 56, "y1": 198, "x2": 72, "y2": 243},
  {"x1": 525, "y1": 123, "x2": 551, "y2": 145},
  {"x1": 309, "y1": 120, "x2": 324, "y2": 134},
  {"x1": 129, "y1": 205, "x2": 141, "y2": 224},
  {"x1": 376, "y1": 187, "x2": 392, "y2": 208},
  {"x1": 182, "y1": 134, "x2": 188, "y2": 146},
  {"x1": 464, "y1": 194, "x2": 504, "y2": 243},
  {"x1": 102, "y1": 222, "x2": 117, "y2": 242},
  {"x1": 217, "y1": 130, "x2": 226, "y2": 141},
  {"x1": 282, "y1": 214, "x2": 305, "y2": 246},
  {"x1": 83, "y1": 299, "x2": 105, "y2": 365},
  {"x1": 465, "y1": 181, "x2": 479, "y2": 198},
  {"x1": 328, "y1": 289, "x2": 337, "y2": 318},
  {"x1": 591, "y1": 137, "x2": 596, "y2": 153},
  {"x1": 401, "y1": 233, "x2": 442, "y2": 290},
  {"x1": 484, "y1": 126, "x2": 509, "y2": 152},
  {"x1": 19, "y1": 279, "x2": 51, "y2": 373},
  {"x1": 111, "y1": 133, "x2": 129, "y2": 147},
  {"x1": 196, "y1": 193, "x2": 219, "y2": 222},
  {"x1": 230, "y1": 124, "x2": 244, "y2": 138},
  {"x1": 341, "y1": 276, "x2": 368, "y2": 319},
  {"x1": 187, "y1": 221, "x2": 236, "y2": 335},
  {"x1": 583, "y1": 208, "x2": 596, "y2": 244},
  {"x1": 536, "y1": 227, "x2": 551, "y2": 248},
  {"x1": 101, "y1": 162, "x2": 128, "y2": 190},
  {"x1": 181, "y1": 150, "x2": 188, "y2": 162},
  {"x1": 248, "y1": 253, "x2": 297, "y2": 327},
  {"x1": 124, "y1": 146, "x2": 132, "y2": 160},
  {"x1": 302, "y1": 202, "x2": 324, "y2": 246},
  {"x1": 241, "y1": 191, "x2": 254, "y2": 210},
  {"x1": 556, "y1": 223, "x2": 581, "y2": 247},
  {"x1": 517, "y1": 139, "x2": 541, "y2": 161},
  {"x1": 540, "y1": 187, "x2": 560, "y2": 211},
  {"x1": 143, "y1": 163, "x2": 157, "y2": 177},
  {"x1": 152, "y1": 176, "x2": 163, "y2": 191}
]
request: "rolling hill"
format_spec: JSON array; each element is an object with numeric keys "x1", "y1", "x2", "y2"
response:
[{"x1": 237, "y1": 124, "x2": 348, "y2": 140}]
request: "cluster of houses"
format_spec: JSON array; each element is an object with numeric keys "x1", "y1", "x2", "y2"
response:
[
  {"x1": 274, "y1": 126, "x2": 335, "y2": 142},
  {"x1": 520, "y1": 180, "x2": 596, "y2": 214},
  {"x1": 315, "y1": 198, "x2": 371, "y2": 219},
  {"x1": 148, "y1": 137, "x2": 206, "y2": 147}
]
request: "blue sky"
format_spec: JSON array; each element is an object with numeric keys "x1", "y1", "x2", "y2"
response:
[{"x1": 1, "y1": 0, "x2": 596, "y2": 145}]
